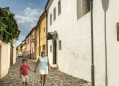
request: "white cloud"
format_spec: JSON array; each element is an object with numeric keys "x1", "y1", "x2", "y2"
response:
[
  {"x1": 29, "y1": 3, "x2": 32, "y2": 5},
  {"x1": 15, "y1": 7, "x2": 43, "y2": 46},
  {"x1": 15, "y1": 7, "x2": 43, "y2": 27}
]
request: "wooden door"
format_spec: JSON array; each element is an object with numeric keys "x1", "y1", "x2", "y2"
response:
[
  {"x1": 53, "y1": 40, "x2": 57, "y2": 64},
  {"x1": 10, "y1": 45, "x2": 13, "y2": 67}
]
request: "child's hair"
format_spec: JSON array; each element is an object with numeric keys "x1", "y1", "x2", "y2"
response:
[{"x1": 22, "y1": 59, "x2": 27, "y2": 62}]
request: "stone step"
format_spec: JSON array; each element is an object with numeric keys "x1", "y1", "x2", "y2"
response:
[{"x1": 50, "y1": 64, "x2": 59, "y2": 69}]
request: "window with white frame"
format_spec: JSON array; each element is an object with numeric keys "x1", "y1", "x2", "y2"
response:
[
  {"x1": 58, "y1": 0, "x2": 61, "y2": 15},
  {"x1": 50, "y1": 45, "x2": 52, "y2": 52},
  {"x1": 59, "y1": 40, "x2": 61, "y2": 50},
  {"x1": 50, "y1": 14, "x2": 52, "y2": 25},
  {"x1": 54, "y1": 7, "x2": 56, "y2": 21},
  {"x1": 77, "y1": 0, "x2": 90, "y2": 19}
]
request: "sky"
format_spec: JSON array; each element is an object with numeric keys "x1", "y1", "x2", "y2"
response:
[{"x1": 0, "y1": 0, "x2": 48, "y2": 46}]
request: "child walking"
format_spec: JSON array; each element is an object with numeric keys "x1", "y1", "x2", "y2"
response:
[{"x1": 20, "y1": 59, "x2": 34, "y2": 86}]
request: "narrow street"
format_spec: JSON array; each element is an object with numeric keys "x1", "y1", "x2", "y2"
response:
[{"x1": 0, "y1": 58, "x2": 91, "y2": 86}]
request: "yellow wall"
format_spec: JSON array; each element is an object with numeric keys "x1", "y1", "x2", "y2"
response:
[
  {"x1": 40, "y1": 13, "x2": 47, "y2": 55},
  {"x1": 17, "y1": 45, "x2": 22, "y2": 57},
  {"x1": 36, "y1": 26, "x2": 39, "y2": 59},
  {"x1": 35, "y1": 12, "x2": 47, "y2": 59}
]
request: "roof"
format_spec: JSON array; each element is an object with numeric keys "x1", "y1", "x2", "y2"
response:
[
  {"x1": 2, "y1": 7, "x2": 10, "y2": 13},
  {"x1": 45, "y1": 0, "x2": 53, "y2": 11},
  {"x1": 25, "y1": 26, "x2": 36, "y2": 39},
  {"x1": 36, "y1": 11, "x2": 46, "y2": 29}
]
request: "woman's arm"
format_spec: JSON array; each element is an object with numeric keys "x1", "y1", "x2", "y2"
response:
[
  {"x1": 34, "y1": 58, "x2": 39, "y2": 72},
  {"x1": 48, "y1": 58, "x2": 50, "y2": 71}
]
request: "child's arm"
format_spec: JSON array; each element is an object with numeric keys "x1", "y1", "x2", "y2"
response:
[
  {"x1": 20, "y1": 70, "x2": 22, "y2": 78},
  {"x1": 29, "y1": 68, "x2": 34, "y2": 72}
]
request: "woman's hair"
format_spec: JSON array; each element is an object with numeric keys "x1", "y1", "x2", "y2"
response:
[{"x1": 41, "y1": 50, "x2": 46, "y2": 56}]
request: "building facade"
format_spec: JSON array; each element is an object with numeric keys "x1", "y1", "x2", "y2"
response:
[
  {"x1": 45, "y1": 0, "x2": 119, "y2": 86},
  {"x1": 40, "y1": 12, "x2": 47, "y2": 55},
  {"x1": 35, "y1": 11, "x2": 47, "y2": 59},
  {"x1": 26, "y1": 27, "x2": 36, "y2": 59}
]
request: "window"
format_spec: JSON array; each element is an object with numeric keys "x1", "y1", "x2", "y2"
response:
[
  {"x1": 77, "y1": 0, "x2": 90, "y2": 19},
  {"x1": 44, "y1": 27, "x2": 45, "y2": 32},
  {"x1": 50, "y1": 14, "x2": 52, "y2": 25},
  {"x1": 43, "y1": 45, "x2": 45, "y2": 51},
  {"x1": 37, "y1": 28, "x2": 39, "y2": 36},
  {"x1": 54, "y1": 7, "x2": 56, "y2": 21},
  {"x1": 59, "y1": 40, "x2": 61, "y2": 50},
  {"x1": 50, "y1": 45, "x2": 52, "y2": 52},
  {"x1": 28, "y1": 38, "x2": 29, "y2": 44},
  {"x1": 31, "y1": 36, "x2": 32, "y2": 43},
  {"x1": 117, "y1": 23, "x2": 119, "y2": 41},
  {"x1": 32, "y1": 47, "x2": 33, "y2": 53},
  {"x1": 58, "y1": 0, "x2": 61, "y2": 15}
]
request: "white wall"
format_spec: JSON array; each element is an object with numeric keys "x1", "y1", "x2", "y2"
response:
[
  {"x1": 47, "y1": 0, "x2": 91, "y2": 82},
  {"x1": 47, "y1": 0, "x2": 119, "y2": 85},
  {"x1": 0, "y1": 41, "x2": 9, "y2": 78},
  {"x1": 93, "y1": 0, "x2": 119, "y2": 86}
]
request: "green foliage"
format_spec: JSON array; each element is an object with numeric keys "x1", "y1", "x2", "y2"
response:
[{"x1": 0, "y1": 7, "x2": 18, "y2": 45}]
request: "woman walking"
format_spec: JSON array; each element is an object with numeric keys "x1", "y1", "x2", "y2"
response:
[{"x1": 34, "y1": 50, "x2": 50, "y2": 86}]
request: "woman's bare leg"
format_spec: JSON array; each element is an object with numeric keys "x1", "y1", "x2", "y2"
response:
[
  {"x1": 43, "y1": 75, "x2": 46, "y2": 85},
  {"x1": 41, "y1": 75, "x2": 44, "y2": 86}
]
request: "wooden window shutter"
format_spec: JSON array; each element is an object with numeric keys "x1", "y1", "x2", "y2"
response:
[{"x1": 117, "y1": 23, "x2": 119, "y2": 41}]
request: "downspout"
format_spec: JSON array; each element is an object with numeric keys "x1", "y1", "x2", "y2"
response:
[{"x1": 90, "y1": 0, "x2": 95, "y2": 86}]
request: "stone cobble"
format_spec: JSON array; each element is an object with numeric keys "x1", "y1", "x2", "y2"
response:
[{"x1": 0, "y1": 58, "x2": 91, "y2": 86}]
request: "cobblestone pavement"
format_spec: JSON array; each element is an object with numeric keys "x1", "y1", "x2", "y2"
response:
[{"x1": 0, "y1": 58, "x2": 91, "y2": 86}]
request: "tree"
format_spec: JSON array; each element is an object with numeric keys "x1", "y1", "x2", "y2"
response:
[{"x1": 0, "y1": 7, "x2": 18, "y2": 45}]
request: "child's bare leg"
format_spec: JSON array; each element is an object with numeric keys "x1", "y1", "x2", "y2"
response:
[
  {"x1": 22, "y1": 82, "x2": 25, "y2": 86},
  {"x1": 25, "y1": 82, "x2": 27, "y2": 86}
]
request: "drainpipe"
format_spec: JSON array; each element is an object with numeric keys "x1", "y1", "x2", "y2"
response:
[{"x1": 90, "y1": 0, "x2": 95, "y2": 86}]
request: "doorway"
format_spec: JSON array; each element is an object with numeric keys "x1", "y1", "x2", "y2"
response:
[
  {"x1": 53, "y1": 40, "x2": 57, "y2": 64},
  {"x1": 10, "y1": 45, "x2": 13, "y2": 67}
]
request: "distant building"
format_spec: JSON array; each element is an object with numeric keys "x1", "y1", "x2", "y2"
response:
[{"x1": 26, "y1": 27, "x2": 36, "y2": 59}]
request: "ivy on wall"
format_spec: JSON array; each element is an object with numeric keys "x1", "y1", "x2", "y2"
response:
[{"x1": 0, "y1": 7, "x2": 18, "y2": 45}]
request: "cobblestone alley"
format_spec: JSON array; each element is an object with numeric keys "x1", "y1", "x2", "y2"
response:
[{"x1": 0, "y1": 58, "x2": 91, "y2": 86}]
